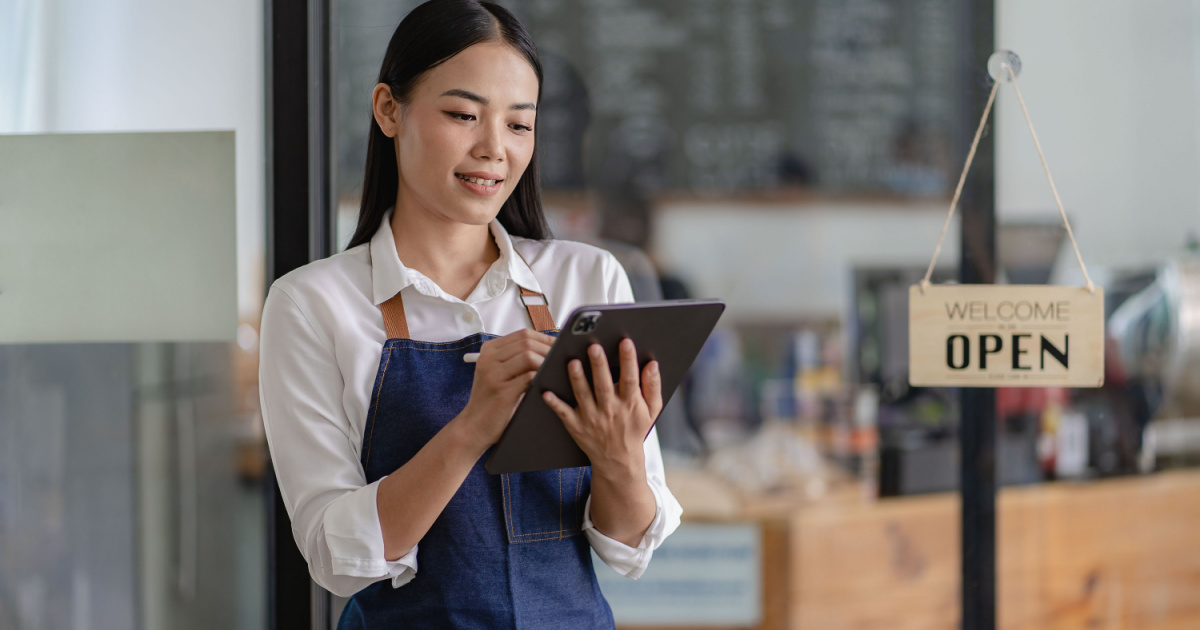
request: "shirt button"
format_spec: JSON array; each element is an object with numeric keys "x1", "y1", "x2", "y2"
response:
[{"x1": 463, "y1": 311, "x2": 476, "y2": 323}]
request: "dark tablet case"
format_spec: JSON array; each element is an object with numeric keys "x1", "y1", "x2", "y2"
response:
[{"x1": 484, "y1": 299, "x2": 725, "y2": 474}]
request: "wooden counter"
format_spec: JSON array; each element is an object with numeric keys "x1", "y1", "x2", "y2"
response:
[{"x1": 627, "y1": 470, "x2": 1200, "y2": 630}]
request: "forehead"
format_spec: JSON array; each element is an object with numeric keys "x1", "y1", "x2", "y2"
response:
[{"x1": 415, "y1": 41, "x2": 539, "y2": 104}]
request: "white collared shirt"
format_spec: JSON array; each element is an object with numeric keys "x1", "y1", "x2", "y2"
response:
[{"x1": 259, "y1": 211, "x2": 682, "y2": 598}]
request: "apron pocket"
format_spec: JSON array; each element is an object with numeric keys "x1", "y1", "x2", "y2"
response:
[{"x1": 501, "y1": 467, "x2": 589, "y2": 543}]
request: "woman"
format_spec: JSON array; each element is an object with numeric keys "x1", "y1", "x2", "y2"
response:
[{"x1": 258, "y1": 1, "x2": 682, "y2": 627}]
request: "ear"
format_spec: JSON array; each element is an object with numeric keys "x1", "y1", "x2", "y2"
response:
[{"x1": 372, "y1": 83, "x2": 400, "y2": 138}]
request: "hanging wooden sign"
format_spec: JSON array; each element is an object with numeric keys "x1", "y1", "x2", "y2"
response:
[
  {"x1": 909, "y1": 284, "x2": 1104, "y2": 387},
  {"x1": 908, "y1": 52, "x2": 1105, "y2": 388}
]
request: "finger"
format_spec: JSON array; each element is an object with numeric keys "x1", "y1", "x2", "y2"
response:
[
  {"x1": 587, "y1": 344, "x2": 616, "y2": 404},
  {"x1": 617, "y1": 338, "x2": 640, "y2": 400},
  {"x1": 542, "y1": 391, "x2": 581, "y2": 433},
  {"x1": 497, "y1": 349, "x2": 546, "y2": 376},
  {"x1": 641, "y1": 361, "x2": 663, "y2": 420},
  {"x1": 473, "y1": 349, "x2": 535, "y2": 386},
  {"x1": 567, "y1": 358, "x2": 597, "y2": 414},
  {"x1": 481, "y1": 328, "x2": 550, "y2": 353},
  {"x1": 518, "y1": 329, "x2": 556, "y2": 350},
  {"x1": 488, "y1": 334, "x2": 553, "y2": 363},
  {"x1": 530, "y1": 330, "x2": 556, "y2": 346},
  {"x1": 510, "y1": 328, "x2": 556, "y2": 349},
  {"x1": 473, "y1": 350, "x2": 540, "y2": 394},
  {"x1": 484, "y1": 336, "x2": 552, "y2": 376}
]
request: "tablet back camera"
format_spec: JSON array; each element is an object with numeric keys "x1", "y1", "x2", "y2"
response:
[{"x1": 571, "y1": 311, "x2": 601, "y2": 334}]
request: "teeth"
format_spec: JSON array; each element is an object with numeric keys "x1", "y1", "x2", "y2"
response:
[{"x1": 457, "y1": 174, "x2": 498, "y2": 186}]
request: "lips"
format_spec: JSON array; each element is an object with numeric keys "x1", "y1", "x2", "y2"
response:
[{"x1": 455, "y1": 172, "x2": 503, "y2": 196}]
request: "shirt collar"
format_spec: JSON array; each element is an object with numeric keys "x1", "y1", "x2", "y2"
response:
[{"x1": 369, "y1": 209, "x2": 543, "y2": 306}]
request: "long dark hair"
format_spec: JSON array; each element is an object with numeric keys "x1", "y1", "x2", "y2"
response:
[{"x1": 346, "y1": 0, "x2": 549, "y2": 250}]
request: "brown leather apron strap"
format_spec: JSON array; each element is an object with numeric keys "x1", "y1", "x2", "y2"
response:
[
  {"x1": 519, "y1": 287, "x2": 557, "y2": 332},
  {"x1": 380, "y1": 292, "x2": 410, "y2": 339},
  {"x1": 379, "y1": 286, "x2": 555, "y2": 340}
]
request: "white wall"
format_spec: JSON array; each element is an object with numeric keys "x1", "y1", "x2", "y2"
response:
[
  {"x1": 996, "y1": 0, "x2": 1200, "y2": 282},
  {"x1": 653, "y1": 202, "x2": 960, "y2": 322},
  {"x1": 1, "y1": 0, "x2": 264, "y2": 317}
]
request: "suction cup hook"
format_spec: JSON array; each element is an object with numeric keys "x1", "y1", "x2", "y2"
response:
[{"x1": 988, "y1": 50, "x2": 1022, "y2": 82}]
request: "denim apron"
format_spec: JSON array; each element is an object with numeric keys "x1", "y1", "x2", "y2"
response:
[{"x1": 336, "y1": 284, "x2": 615, "y2": 629}]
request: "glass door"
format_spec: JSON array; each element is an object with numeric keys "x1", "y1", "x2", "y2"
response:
[{"x1": 0, "y1": 1, "x2": 268, "y2": 629}]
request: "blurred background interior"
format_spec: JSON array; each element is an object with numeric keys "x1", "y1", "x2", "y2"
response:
[{"x1": 2, "y1": 0, "x2": 1200, "y2": 628}]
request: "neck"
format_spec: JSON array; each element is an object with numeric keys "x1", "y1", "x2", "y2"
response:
[{"x1": 390, "y1": 203, "x2": 500, "y2": 301}]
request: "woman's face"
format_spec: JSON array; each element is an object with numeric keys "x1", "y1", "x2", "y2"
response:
[{"x1": 375, "y1": 42, "x2": 539, "y2": 228}]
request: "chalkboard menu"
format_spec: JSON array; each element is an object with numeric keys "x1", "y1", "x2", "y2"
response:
[{"x1": 333, "y1": 0, "x2": 964, "y2": 198}]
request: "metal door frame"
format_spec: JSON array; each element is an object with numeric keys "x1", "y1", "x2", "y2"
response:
[{"x1": 265, "y1": 0, "x2": 332, "y2": 628}]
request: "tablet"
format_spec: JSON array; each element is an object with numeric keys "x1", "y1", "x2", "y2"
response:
[{"x1": 484, "y1": 299, "x2": 725, "y2": 474}]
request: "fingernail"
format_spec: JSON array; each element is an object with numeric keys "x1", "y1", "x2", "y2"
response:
[
  {"x1": 650, "y1": 362, "x2": 659, "y2": 375},
  {"x1": 622, "y1": 338, "x2": 633, "y2": 351},
  {"x1": 589, "y1": 345, "x2": 601, "y2": 358},
  {"x1": 543, "y1": 391, "x2": 554, "y2": 402},
  {"x1": 570, "y1": 360, "x2": 582, "y2": 373}
]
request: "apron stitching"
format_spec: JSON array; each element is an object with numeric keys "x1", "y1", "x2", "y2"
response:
[
  {"x1": 511, "y1": 527, "x2": 578, "y2": 536},
  {"x1": 387, "y1": 337, "x2": 491, "y2": 347},
  {"x1": 558, "y1": 470, "x2": 563, "y2": 540},
  {"x1": 503, "y1": 477, "x2": 579, "y2": 537},
  {"x1": 576, "y1": 469, "x2": 585, "y2": 529},
  {"x1": 503, "y1": 473, "x2": 515, "y2": 542},
  {"x1": 363, "y1": 344, "x2": 395, "y2": 470},
  {"x1": 509, "y1": 532, "x2": 580, "y2": 544},
  {"x1": 397, "y1": 345, "x2": 484, "y2": 352}
]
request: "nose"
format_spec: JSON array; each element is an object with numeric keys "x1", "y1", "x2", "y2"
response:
[{"x1": 472, "y1": 119, "x2": 505, "y2": 163}]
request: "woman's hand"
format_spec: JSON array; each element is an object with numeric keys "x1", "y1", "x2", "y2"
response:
[
  {"x1": 456, "y1": 329, "x2": 555, "y2": 452},
  {"x1": 542, "y1": 339, "x2": 663, "y2": 476}
]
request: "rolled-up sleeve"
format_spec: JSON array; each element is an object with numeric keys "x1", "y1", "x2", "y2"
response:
[
  {"x1": 582, "y1": 427, "x2": 683, "y2": 579},
  {"x1": 259, "y1": 283, "x2": 417, "y2": 597}
]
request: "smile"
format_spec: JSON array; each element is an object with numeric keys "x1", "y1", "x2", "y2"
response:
[
  {"x1": 456, "y1": 173, "x2": 500, "y2": 186},
  {"x1": 455, "y1": 172, "x2": 503, "y2": 197}
]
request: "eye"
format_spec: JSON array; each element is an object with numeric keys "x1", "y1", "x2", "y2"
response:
[
  {"x1": 510, "y1": 122, "x2": 534, "y2": 133},
  {"x1": 446, "y1": 111, "x2": 476, "y2": 122}
]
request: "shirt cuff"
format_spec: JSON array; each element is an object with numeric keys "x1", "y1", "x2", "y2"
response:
[
  {"x1": 322, "y1": 477, "x2": 419, "y2": 588},
  {"x1": 582, "y1": 483, "x2": 670, "y2": 580}
]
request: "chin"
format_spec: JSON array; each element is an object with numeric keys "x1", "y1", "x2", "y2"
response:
[{"x1": 447, "y1": 203, "x2": 503, "y2": 226}]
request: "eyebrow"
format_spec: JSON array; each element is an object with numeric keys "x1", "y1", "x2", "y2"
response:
[{"x1": 440, "y1": 89, "x2": 536, "y2": 111}]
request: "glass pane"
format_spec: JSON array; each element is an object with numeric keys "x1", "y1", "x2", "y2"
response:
[
  {"x1": 329, "y1": 1, "x2": 973, "y2": 627},
  {"x1": 1, "y1": 345, "x2": 138, "y2": 630},
  {"x1": 0, "y1": 1, "x2": 267, "y2": 628},
  {"x1": 994, "y1": 2, "x2": 1200, "y2": 628}
]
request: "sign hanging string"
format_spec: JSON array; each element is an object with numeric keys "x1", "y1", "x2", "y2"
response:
[{"x1": 919, "y1": 64, "x2": 1095, "y2": 294}]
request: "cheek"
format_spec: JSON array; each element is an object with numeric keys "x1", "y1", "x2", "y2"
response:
[
  {"x1": 397, "y1": 125, "x2": 460, "y2": 180},
  {"x1": 508, "y1": 137, "x2": 536, "y2": 180}
]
